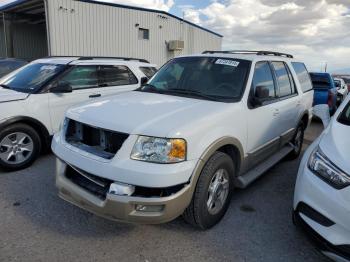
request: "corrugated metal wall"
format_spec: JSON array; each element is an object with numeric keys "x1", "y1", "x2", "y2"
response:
[
  {"x1": 0, "y1": 19, "x2": 47, "y2": 60},
  {"x1": 47, "y1": 0, "x2": 222, "y2": 66}
]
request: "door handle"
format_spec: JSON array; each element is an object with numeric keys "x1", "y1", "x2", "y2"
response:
[
  {"x1": 273, "y1": 109, "x2": 279, "y2": 116},
  {"x1": 89, "y1": 94, "x2": 101, "y2": 98},
  {"x1": 296, "y1": 100, "x2": 301, "y2": 106}
]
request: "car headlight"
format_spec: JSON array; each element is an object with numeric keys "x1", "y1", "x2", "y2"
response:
[
  {"x1": 131, "y1": 136, "x2": 186, "y2": 163},
  {"x1": 308, "y1": 146, "x2": 350, "y2": 189},
  {"x1": 58, "y1": 118, "x2": 68, "y2": 132}
]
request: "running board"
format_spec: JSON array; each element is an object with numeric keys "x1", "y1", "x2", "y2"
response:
[{"x1": 235, "y1": 144, "x2": 294, "y2": 188}]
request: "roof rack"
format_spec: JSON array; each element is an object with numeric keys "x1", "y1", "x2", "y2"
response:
[
  {"x1": 44, "y1": 56, "x2": 150, "y2": 63},
  {"x1": 202, "y1": 50, "x2": 294, "y2": 58}
]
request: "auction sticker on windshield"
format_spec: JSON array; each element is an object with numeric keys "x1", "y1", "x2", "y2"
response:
[{"x1": 215, "y1": 59, "x2": 240, "y2": 67}]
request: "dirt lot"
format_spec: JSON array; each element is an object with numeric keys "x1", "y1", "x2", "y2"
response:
[{"x1": 0, "y1": 121, "x2": 329, "y2": 262}]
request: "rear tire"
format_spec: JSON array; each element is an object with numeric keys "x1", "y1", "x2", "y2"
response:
[
  {"x1": 0, "y1": 124, "x2": 41, "y2": 171},
  {"x1": 287, "y1": 123, "x2": 304, "y2": 160},
  {"x1": 183, "y1": 151, "x2": 235, "y2": 229}
]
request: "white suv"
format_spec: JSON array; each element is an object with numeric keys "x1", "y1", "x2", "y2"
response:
[
  {"x1": 52, "y1": 51, "x2": 313, "y2": 229},
  {"x1": 0, "y1": 56, "x2": 157, "y2": 170}
]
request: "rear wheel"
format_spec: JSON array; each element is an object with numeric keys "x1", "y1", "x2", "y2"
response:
[
  {"x1": 287, "y1": 123, "x2": 304, "y2": 160},
  {"x1": 0, "y1": 124, "x2": 41, "y2": 171},
  {"x1": 183, "y1": 151, "x2": 234, "y2": 229}
]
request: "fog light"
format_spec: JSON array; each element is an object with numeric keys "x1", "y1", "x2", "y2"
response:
[
  {"x1": 109, "y1": 182, "x2": 135, "y2": 196},
  {"x1": 135, "y1": 204, "x2": 164, "y2": 212}
]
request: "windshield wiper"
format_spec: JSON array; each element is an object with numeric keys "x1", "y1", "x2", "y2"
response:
[
  {"x1": 165, "y1": 88, "x2": 219, "y2": 101},
  {"x1": 0, "y1": 84, "x2": 11, "y2": 89}
]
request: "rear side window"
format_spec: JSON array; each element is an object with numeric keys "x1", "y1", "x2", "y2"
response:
[
  {"x1": 251, "y1": 61, "x2": 276, "y2": 99},
  {"x1": 139, "y1": 67, "x2": 157, "y2": 78},
  {"x1": 291, "y1": 62, "x2": 313, "y2": 93},
  {"x1": 59, "y1": 66, "x2": 98, "y2": 90},
  {"x1": 99, "y1": 65, "x2": 138, "y2": 87},
  {"x1": 271, "y1": 62, "x2": 295, "y2": 97}
]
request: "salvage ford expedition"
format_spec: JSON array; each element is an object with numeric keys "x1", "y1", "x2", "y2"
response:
[{"x1": 52, "y1": 51, "x2": 314, "y2": 229}]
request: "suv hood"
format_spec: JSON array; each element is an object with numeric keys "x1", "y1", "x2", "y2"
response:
[
  {"x1": 319, "y1": 121, "x2": 350, "y2": 173},
  {"x1": 66, "y1": 91, "x2": 228, "y2": 137},
  {"x1": 0, "y1": 87, "x2": 29, "y2": 103}
]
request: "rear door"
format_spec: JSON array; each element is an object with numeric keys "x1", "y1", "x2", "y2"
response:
[
  {"x1": 97, "y1": 65, "x2": 140, "y2": 97},
  {"x1": 48, "y1": 65, "x2": 100, "y2": 133},
  {"x1": 270, "y1": 61, "x2": 300, "y2": 143},
  {"x1": 246, "y1": 61, "x2": 281, "y2": 166}
]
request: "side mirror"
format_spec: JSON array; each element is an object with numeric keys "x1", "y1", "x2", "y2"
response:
[
  {"x1": 250, "y1": 85, "x2": 270, "y2": 107},
  {"x1": 51, "y1": 81, "x2": 72, "y2": 93},
  {"x1": 313, "y1": 104, "x2": 330, "y2": 128},
  {"x1": 140, "y1": 76, "x2": 148, "y2": 86}
]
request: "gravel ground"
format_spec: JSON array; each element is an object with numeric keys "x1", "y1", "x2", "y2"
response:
[{"x1": 0, "y1": 121, "x2": 330, "y2": 262}]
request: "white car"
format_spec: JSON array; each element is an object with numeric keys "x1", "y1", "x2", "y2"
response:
[
  {"x1": 293, "y1": 97, "x2": 350, "y2": 262},
  {"x1": 0, "y1": 56, "x2": 157, "y2": 171},
  {"x1": 334, "y1": 77, "x2": 349, "y2": 104},
  {"x1": 52, "y1": 51, "x2": 313, "y2": 229}
]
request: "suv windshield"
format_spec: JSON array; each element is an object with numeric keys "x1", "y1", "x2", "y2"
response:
[
  {"x1": 0, "y1": 63, "x2": 66, "y2": 93},
  {"x1": 0, "y1": 60, "x2": 27, "y2": 78},
  {"x1": 338, "y1": 102, "x2": 350, "y2": 126},
  {"x1": 138, "y1": 57, "x2": 251, "y2": 102},
  {"x1": 310, "y1": 73, "x2": 332, "y2": 89}
]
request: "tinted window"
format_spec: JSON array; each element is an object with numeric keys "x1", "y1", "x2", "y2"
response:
[
  {"x1": 291, "y1": 62, "x2": 313, "y2": 92},
  {"x1": 140, "y1": 67, "x2": 157, "y2": 78},
  {"x1": 141, "y1": 57, "x2": 251, "y2": 102},
  {"x1": 338, "y1": 102, "x2": 350, "y2": 126},
  {"x1": 0, "y1": 60, "x2": 27, "y2": 78},
  {"x1": 272, "y1": 62, "x2": 293, "y2": 97},
  {"x1": 310, "y1": 73, "x2": 332, "y2": 89},
  {"x1": 0, "y1": 63, "x2": 66, "y2": 93},
  {"x1": 59, "y1": 66, "x2": 98, "y2": 90},
  {"x1": 99, "y1": 65, "x2": 138, "y2": 86},
  {"x1": 251, "y1": 61, "x2": 276, "y2": 99}
]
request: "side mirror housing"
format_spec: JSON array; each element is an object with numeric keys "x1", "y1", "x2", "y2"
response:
[
  {"x1": 51, "y1": 81, "x2": 72, "y2": 93},
  {"x1": 250, "y1": 85, "x2": 270, "y2": 107},
  {"x1": 313, "y1": 104, "x2": 331, "y2": 128},
  {"x1": 140, "y1": 76, "x2": 148, "y2": 86}
]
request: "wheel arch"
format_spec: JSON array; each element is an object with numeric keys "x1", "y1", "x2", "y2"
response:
[{"x1": 0, "y1": 116, "x2": 51, "y2": 150}]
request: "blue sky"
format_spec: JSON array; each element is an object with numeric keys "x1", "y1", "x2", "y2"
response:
[{"x1": 1, "y1": 0, "x2": 350, "y2": 72}]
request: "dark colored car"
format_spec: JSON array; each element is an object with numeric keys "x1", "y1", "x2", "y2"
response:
[
  {"x1": 310, "y1": 72, "x2": 337, "y2": 114},
  {"x1": 0, "y1": 58, "x2": 28, "y2": 78}
]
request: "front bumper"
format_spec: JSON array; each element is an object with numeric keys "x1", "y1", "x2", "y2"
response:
[
  {"x1": 56, "y1": 158, "x2": 194, "y2": 224},
  {"x1": 294, "y1": 140, "x2": 350, "y2": 261}
]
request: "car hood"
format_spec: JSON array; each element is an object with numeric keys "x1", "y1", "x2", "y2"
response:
[
  {"x1": 0, "y1": 87, "x2": 29, "y2": 103},
  {"x1": 319, "y1": 120, "x2": 350, "y2": 173},
  {"x1": 66, "y1": 91, "x2": 228, "y2": 137}
]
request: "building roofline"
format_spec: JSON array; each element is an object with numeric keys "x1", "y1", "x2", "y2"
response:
[{"x1": 0, "y1": 0, "x2": 223, "y2": 38}]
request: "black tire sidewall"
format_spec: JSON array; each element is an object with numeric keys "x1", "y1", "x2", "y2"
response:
[
  {"x1": 193, "y1": 152, "x2": 235, "y2": 229},
  {"x1": 0, "y1": 124, "x2": 41, "y2": 171}
]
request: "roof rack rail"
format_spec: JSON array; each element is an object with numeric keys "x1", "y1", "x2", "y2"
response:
[
  {"x1": 44, "y1": 56, "x2": 150, "y2": 63},
  {"x1": 202, "y1": 50, "x2": 294, "y2": 58}
]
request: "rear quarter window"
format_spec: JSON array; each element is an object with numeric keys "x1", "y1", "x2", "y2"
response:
[{"x1": 291, "y1": 62, "x2": 313, "y2": 93}]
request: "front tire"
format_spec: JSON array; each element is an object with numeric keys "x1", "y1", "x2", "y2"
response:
[
  {"x1": 0, "y1": 124, "x2": 41, "y2": 171},
  {"x1": 183, "y1": 151, "x2": 235, "y2": 229}
]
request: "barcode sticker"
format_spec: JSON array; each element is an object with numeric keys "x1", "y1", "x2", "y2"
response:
[{"x1": 215, "y1": 59, "x2": 240, "y2": 67}]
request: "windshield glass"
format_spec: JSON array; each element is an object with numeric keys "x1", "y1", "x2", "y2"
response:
[
  {"x1": 0, "y1": 60, "x2": 27, "y2": 78},
  {"x1": 338, "y1": 102, "x2": 350, "y2": 126},
  {"x1": 139, "y1": 57, "x2": 251, "y2": 102},
  {"x1": 0, "y1": 63, "x2": 66, "y2": 93},
  {"x1": 310, "y1": 73, "x2": 332, "y2": 89}
]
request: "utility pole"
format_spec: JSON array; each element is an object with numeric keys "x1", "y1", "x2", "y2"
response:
[{"x1": 324, "y1": 62, "x2": 328, "y2": 73}]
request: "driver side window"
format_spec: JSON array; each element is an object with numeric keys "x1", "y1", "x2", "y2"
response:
[{"x1": 58, "y1": 66, "x2": 98, "y2": 90}]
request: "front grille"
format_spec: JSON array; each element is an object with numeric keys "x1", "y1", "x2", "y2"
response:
[
  {"x1": 65, "y1": 119, "x2": 129, "y2": 159},
  {"x1": 65, "y1": 164, "x2": 112, "y2": 200}
]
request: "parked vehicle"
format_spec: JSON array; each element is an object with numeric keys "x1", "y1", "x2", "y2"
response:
[
  {"x1": 334, "y1": 77, "x2": 349, "y2": 104},
  {"x1": 52, "y1": 50, "x2": 314, "y2": 229},
  {"x1": 0, "y1": 56, "x2": 157, "y2": 171},
  {"x1": 293, "y1": 96, "x2": 350, "y2": 262},
  {"x1": 0, "y1": 58, "x2": 27, "y2": 78},
  {"x1": 310, "y1": 72, "x2": 337, "y2": 114}
]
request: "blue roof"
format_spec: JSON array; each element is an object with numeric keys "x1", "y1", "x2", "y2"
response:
[{"x1": 0, "y1": 0, "x2": 223, "y2": 38}]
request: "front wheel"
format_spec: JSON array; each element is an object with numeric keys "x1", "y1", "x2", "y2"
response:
[
  {"x1": 0, "y1": 124, "x2": 41, "y2": 171},
  {"x1": 183, "y1": 151, "x2": 235, "y2": 229}
]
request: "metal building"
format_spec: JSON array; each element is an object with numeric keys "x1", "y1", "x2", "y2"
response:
[{"x1": 0, "y1": 0, "x2": 222, "y2": 65}]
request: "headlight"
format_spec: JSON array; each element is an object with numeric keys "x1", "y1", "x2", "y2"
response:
[
  {"x1": 308, "y1": 146, "x2": 350, "y2": 189},
  {"x1": 58, "y1": 118, "x2": 68, "y2": 132},
  {"x1": 131, "y1": 136, "x2": 186, "y2": 163}
]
